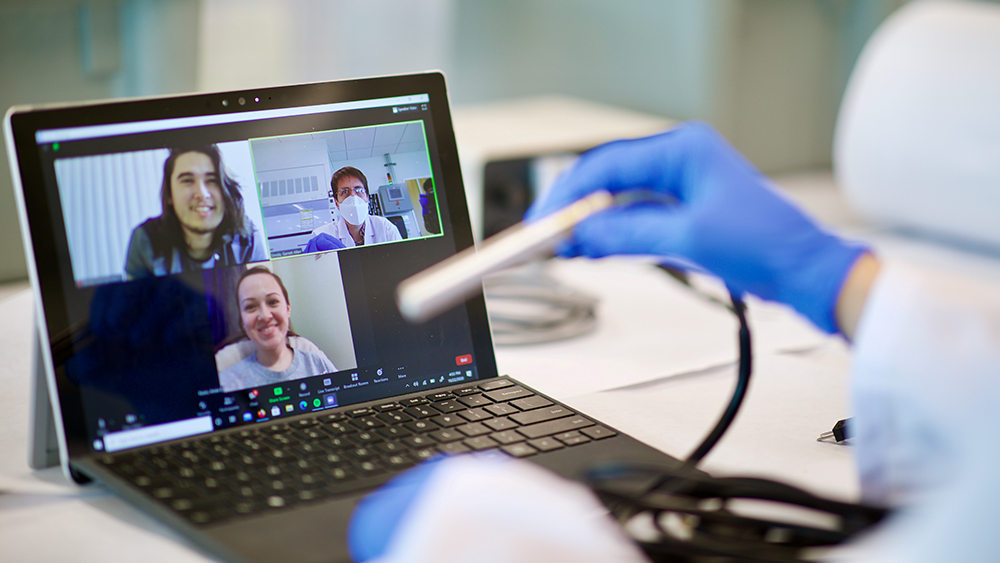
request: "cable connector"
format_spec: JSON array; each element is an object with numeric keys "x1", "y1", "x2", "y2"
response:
[{"x1": 817, "y1": 418, "x2": 852, "y2": 444}]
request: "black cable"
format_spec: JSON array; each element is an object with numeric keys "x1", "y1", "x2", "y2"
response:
[
  {"x1": 582, "y1": 272, "x2": 889, "y2": 561},
  {"x1": 684, "y1": 291, "x2": 751, "y2": 467}
]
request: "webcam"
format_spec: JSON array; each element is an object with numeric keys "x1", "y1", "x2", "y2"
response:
[{"x1": 220, "y1": 94, "x2": 263, "y2": 109}]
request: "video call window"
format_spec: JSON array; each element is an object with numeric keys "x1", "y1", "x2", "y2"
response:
[
  {"x1": 208, "y1": 256, "x2": 357, "y2": 393},
  {"x1": 53, "y1": 142, "x2": 269, "y2": 288},
  {"x1": 250, "y1": 121, "x2": 443, "y2": 259}
]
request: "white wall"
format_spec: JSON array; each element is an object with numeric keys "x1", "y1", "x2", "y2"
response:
[
  {"x1": 271, "y1": 253, "x2": 357, "y2": 370},
  {"x1": 197, "y1": 0, "x2": 454, "y2": 92},
  {"x1": 331, "y1": 151, "x2": 430, "y2": 192}
]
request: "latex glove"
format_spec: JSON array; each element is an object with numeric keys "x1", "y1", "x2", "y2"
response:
[
  {"x1": 526, "y1": 122, "x2": 867, "y2": 334},
  {"x1": 348, "y1": 454, "x2": 647, "y2": 563},
  {"x1": 304, "y1": 232, "x2": 346, "y2": 253}
]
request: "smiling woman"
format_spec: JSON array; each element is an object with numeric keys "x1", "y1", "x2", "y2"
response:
[
  {"x1": 123, "y1": 144, "x2": 268, "y2": 279},
  {"x1": 217, "y1": 266, "x2": 337, "y2": 392}
]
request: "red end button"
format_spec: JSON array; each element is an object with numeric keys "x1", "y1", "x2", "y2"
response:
[{"x1": 455, "y1": 354, "x2": 473, "y2": 366}]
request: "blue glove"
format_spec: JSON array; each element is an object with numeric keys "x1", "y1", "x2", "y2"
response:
[
  {"x1": 526, "y1": 122, "x2": 867, "y2": 334},
  {"x1": 348, "y1": 458, "x2": 443, "y2": 561},
  {"x1": 304, "y1": 232, "x2": 346, "y2": 253}
]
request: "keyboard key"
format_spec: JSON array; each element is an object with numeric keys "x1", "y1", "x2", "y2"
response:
[
  {"x1": 301, "y1": 429, "x2": 326, "y2": 440},
  {"x1": 376, "y1": 426, "x2": 411, "y2": 439},
  {"x1": 501, "y1": 443, "x2": 538, "y2": 458},
  {"x1": 300, "y1": 472, "x2": 328, "y2": 487},
  {"x1": 427, "y1": 392, "x2": 454, "y2": 402},
  {"x1": 171, "y1": 498, "x2": 195, "y2": 511},
  {"x1": 297, "y1": 490, "x2": 321, "y2": 503},
  {"x1": 404, "y1": 419, "x2": 438, "y2": 433},
  {"x1": 581, "y1": 426, "x2": 617, "y2": 440},
  {"x1": 375, "y1": 441, "x2": 406, "y2": 454},
  {"x1": 413, "y1": 448, "x2": 437, "y2": 461},
  {"x1": 451, "y1": 387, "x2": 479, "y2": 396},
  {"x1": 484, "y1": 417, "x2": 519, "y2": 432},
  {"x1": 266, "y1": 495, "x2": 288, "y2": 508},
  {"x1": 484, "y1": 386, "x2": 533, "y2": 402},
  {"x1": 463, "y1": 436, "x2": 499, "y2": 451},
  {"x1": 349, "y1": 417, "x2": 384, "y2": 430},
  {"x1": 516, "y1": 416, "x2": 594, "y2": 439},
  {"x1": 509, "y1": 406, "x2": 572, "y2": 426},
  {"x1": 323, "y1": 452, "x2": 345, "y2": 464},
  {"x1": 456, "y1": 422, "x2": 491, "y2": 437},
  {"x1": 401, "y1": 397, "x2": 428, "y2": 406},
  {"x1": 404, "y1": 405, "x2": 437, "y2": 418},
  {"x1": 457, "y1": 408, "x2": 492, "y2": 422},
  {"x1": 429, "y1": 429, "x2": 464, "y2": 442},
  {"x1": 377, "y1": 411, "x2": 412, "y2": 425},
  {"x1": 457, "y1": 394, "x2": 493, "y2": 407},
  {"x1": 403, "y1": 435, "x2": 435, "y2": 448},
  {"x1": 485, "y1": 403, "x2": 519, "y2": 417},
  {"x1": 152, "y1": 486, "x2": 176, "y2": 500},
  {"x1": 510, "y1": 396, "x2": 553, "y2": 411},
  {"x1": 431, "y1": 400, "x2": 465, "y2": 413},
  {"x1": 350, "y1": 447, "x2": 376, "y2": 459},
  {"x1": 326, "y1": 467, "x2": 352, "y2": 481},
  {"x1": 321, "y1": 435, "x2": 353, "y2": 449},
  {"x1": 321, "y1": 420, "x2": 350, "y2": 433},
  {"x1": 384, "y1": 455, "x2": 412, "y2": 468},
  {"x1": 479, "y1": 379, "x2": 514, "y2": 391},
  {"x1": 528, "y1": 437, "x2": 563, "y2": 452},
  {"x1": 554, "y1": 431, "x2": 590, "y2": 446},
  {"x1": 490, "y1": 430, "x2": 524, "y2": 445},
  {"x1": 356, "y1": 460, "x2": 381, "y2": 474},
  {"x1": 438, "y1": 442, "x2": 471, "y2": 455},
  {"x1": 430, "y1": 413, "x2": 465, "y2": 427},
  {"x1": 351, "y1": 431, "x2": 380, "y2": 444}
]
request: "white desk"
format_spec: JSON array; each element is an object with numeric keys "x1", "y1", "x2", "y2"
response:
[{"x1": 5, "y1": 171, "x2": 999, "y2": 561}]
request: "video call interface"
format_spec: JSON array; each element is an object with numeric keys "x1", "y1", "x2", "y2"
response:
[{"x1": 34, "y1": 94, "x2": 482, "y2": 453}]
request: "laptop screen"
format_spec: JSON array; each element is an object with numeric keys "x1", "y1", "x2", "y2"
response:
[{"x1": 7, "y1": 74, "x2": 497, "y2": 456}]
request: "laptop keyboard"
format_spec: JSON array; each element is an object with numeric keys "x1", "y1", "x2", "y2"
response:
[{"x1": 96, "y1": 378, "x2": 617, "y2": 526}]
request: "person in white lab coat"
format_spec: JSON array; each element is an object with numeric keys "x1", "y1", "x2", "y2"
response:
[
  {"x1": 310, "y1": 166, "x2": 403, "y2": 249},
  {"x1": 347, "y1": 123, "x2": 1000, "y2": 562}
]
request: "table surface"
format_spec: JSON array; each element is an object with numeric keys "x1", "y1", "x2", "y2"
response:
[{"x1": 3, "y1": 171, "x2": 1000, "y2": 561}]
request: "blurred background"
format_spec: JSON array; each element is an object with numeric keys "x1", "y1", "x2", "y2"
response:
[{"x1": 2, "y1": 0, "x2": 993, "y2": 283}]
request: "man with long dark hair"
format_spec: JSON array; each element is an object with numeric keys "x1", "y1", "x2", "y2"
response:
[{"x1": 124, "y1": 144, "x2": 266, "y2": 278}]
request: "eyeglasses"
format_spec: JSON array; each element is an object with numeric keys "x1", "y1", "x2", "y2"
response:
[{"x1": 336, "y1": 187, "x2": 367, "y2": 200}]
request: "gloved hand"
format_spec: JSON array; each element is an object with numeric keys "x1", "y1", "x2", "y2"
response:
[
  {"x1": 526, "y1": 122, "x2": 867, "y2": 334},
  {"x1": 348, "y1": 454, "x2": 647, "y2": 562},
  {"x1": 348, "y1": 457, "x2": 442, "y2": 562},
  {"x1": 304, "y1": 232, "x2": 346, "y2": 253}
]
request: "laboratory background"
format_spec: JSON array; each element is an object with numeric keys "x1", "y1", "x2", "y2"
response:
[
  {"x1": 5, "y1": 0, "x2": 997, "y2": 288},
  {"x1": 5, "y1": 0, "x2": 1000, "y2": 560}
]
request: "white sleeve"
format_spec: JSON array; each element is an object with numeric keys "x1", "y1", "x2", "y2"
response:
[
  {"x1": 850, "y1": 261, "x2": 1000, "y2": 506},
  {"x1": 382, "y1": 217, "x2": 403, "y2": 241}
]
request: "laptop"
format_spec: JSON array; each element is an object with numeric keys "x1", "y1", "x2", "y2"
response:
[{"x1": 5, "y1": 72, "x2": 679, "y2": 562}]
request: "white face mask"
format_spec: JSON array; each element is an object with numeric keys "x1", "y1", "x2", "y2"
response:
[{"x1": 339, "y1": 195, "x2": 369, "y2": 226}]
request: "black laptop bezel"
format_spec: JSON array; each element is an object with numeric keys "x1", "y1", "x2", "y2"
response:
[{"x1": 6, "y1": 72, "x2": 499, "y2": 465}]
